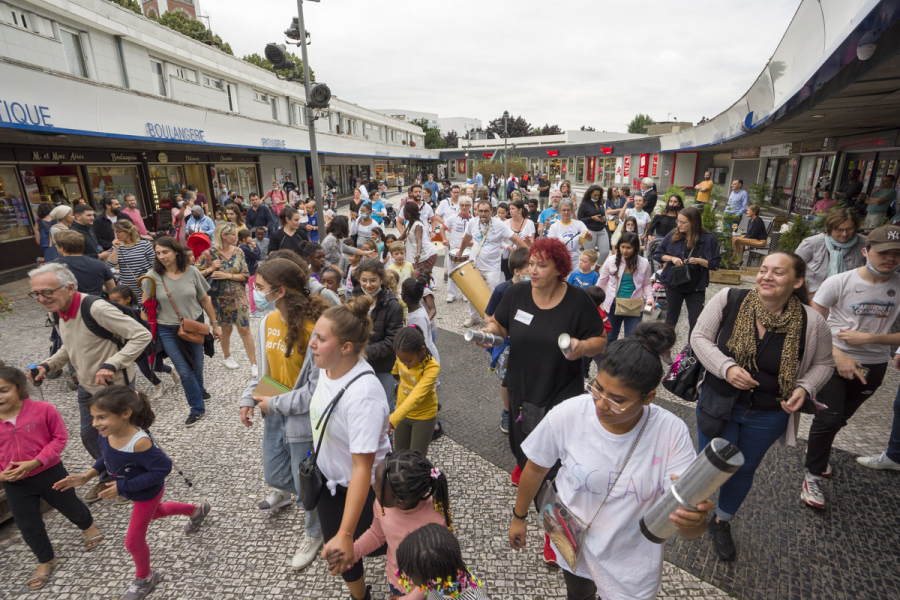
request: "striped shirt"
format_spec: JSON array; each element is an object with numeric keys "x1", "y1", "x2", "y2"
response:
[{"x1": 108, "y1": 240, "x2": 155, "y2": 302}]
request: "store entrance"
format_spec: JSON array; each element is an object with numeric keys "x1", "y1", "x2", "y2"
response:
[
  {"x1": 21, "y1": 165, "x2": 88, "y2": 207},
  {"x1": 183, "y1": 164, "x2": 212, "y2": 210}
]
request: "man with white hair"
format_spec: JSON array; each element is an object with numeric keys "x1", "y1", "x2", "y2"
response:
[
  {"x1": 552, "y1": 174, "x2": 563, "y2": 191},
  {"x1": 27, "y1": 262, "x2": 152, "y2": 504},
  {"x1": 641, "y1": 177, "x2": 658, "y2": 215},
  {"x1": 443, "y1": 196, "x2": 474, "y2": 303}
]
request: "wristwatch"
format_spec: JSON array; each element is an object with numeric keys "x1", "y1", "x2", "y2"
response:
[{"x1": 512, "y1": 507, "x2": 528, "y2": 520}]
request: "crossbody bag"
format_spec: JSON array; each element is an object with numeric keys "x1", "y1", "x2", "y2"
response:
[
  {"x1": 160, "y1": 275, "x2": 210, "y2": 344},
  {"x1": 614, "y1": 267, "x2": 644, "y2": 317}
]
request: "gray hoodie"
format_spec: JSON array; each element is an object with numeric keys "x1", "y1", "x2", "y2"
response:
[{"x1": 240, "y1": 312, "x2": 319, "y2": 443}]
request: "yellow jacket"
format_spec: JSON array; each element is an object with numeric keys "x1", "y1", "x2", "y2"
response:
[{"x1": 390, "y1": 356, "x2": 440, "y2": 427}]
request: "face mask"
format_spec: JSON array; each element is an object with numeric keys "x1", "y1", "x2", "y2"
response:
[
  {"x1": 177, "y1": 201, "x2": 184, "y2": 207},
  {"x1": 364, "y1": 286, "x2": 382, "y2": 298},
  {"x1": 253, "y1": 288, "x2": 277, "y2": 311},
  {"x1": 866, "y1": 254, "x2": 900, "y2": 276},
  {"x1": 520, "y1": 275, "x2": 531, "y2": 282}
]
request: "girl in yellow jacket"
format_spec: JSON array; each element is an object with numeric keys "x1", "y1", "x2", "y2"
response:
[{"x1": 390, "y1": 326, "x2": 440, "y2": 457}]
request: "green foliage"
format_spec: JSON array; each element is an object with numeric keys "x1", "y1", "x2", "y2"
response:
[
  {"x1": 748, "y1": 181, "x2": 772, "y2": 209},
  {"x1": 442, "y1": 130, "x2": 458, "y2": 148},
  {"x1": 663, "y1": 184, "x2": 688, "y2": 206},
  {"x1": 151, "y1": 10, "x2": 234, "y2": 55},
  {"x1": 242, "y1": 52, "x2": 315, "y2": 81},
  {"x1": 779, "y1": 214, "x2": 812, "y2": 253},
  {"x1": 474, "y1": 157, "x2": 528, "y2": 181},
  {"x1": 109, "y1": 0, "x2": 142, "y2": 14},
  {"x1": 486, "y1": 115, "x2": 532, "y2": 139},
  {"x1": 627, "y1": 113, "x2": 655, "y2": 134},
  {"x1": 410, "y1": 118, "x2": 446, "y2": 150}
]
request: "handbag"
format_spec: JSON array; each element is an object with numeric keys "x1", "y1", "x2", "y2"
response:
[
  {"x1": 613, "y1": 272, "x2": 644, "y2": 317},
  {"x1": 298, "y1": 371, "x2": 376, "y2": 510},
  {"x1": 668, "y1": 246, "x2": 702, "y2": 294},
  {"x1": 537, "y1": 406, "x2": 652, "y2": 570},
  {"x1": 662, "y1": 343, "x2": 703, "y2": 402},
  {"x1": 203, "y1": 248, "x2": 221, "y2": 297},
  {"x1": 160, "y1": 276, "x2": 210, "y2": 344}
]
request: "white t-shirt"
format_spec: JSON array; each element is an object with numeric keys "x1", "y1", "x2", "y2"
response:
[
  {"x1": 523, "y1": 397, "x2": 695, "y2": 600},
  {"x1": 436, "y1": 198, "x2": 460, "y2": 222},
  {"x1": 358, "y1": 185, "x2": 370, "y2": 201},
  {"x1": 547, "y1": 219, "x2": 588, "y2": 265},
  {"x1": 625, "y1": 209, "x2": 652, "y2": 237},
  {"x1": 445, "y1": 213, "x2": 474, "y2": 249},
  {"x1": 405, "y1": 220, "x2": 437, "y2": 262},
  {"x1": 407, "y1": 305, "x2": 439, "y2": 365},
  {"x1": 502, "y1": 218, "x2": 535, "y2": 259},
  {"x1": 814, "y1": 268, "x2": 900, "y2": 364},
  {"x1": 309, "y1": 357, "x2": 391, "y2": 495},
  {"x1": 400, "y1": 202, "x2": 434, "y2": 235},
  {"x1": 465, "y1": 217, "x2": 511, "y2": 273}
]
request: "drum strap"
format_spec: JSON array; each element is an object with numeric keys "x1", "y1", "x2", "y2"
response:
[{"x1": 472, "y1": 219, "x2": 492, "y2": 262}]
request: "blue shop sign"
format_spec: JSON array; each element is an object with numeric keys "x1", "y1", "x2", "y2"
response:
[
  {"x1": 146, "y1": 122, "x2": 206, "y2": 142},
  {"x1": 0, "y1": 101, "x2": 53, "y2": 127}
]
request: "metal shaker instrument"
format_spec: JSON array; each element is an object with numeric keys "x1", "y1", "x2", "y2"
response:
[
  {"x1": 558, "y1": 333, "x2": 575, "y2": 357},
  {"x1": 27, "y1": 363, "x2": 45, "y2": 402},
  {"x1": 640, "y1": 438, "x2": 744, "y2": 543},
  {"x1": 464, "y1": 329, "x2": 505, "y2": 347}
]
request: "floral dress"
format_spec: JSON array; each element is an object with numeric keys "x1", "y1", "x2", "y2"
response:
[{"x1": 196, "y1": 246, "x2": 250, "y2": 327}]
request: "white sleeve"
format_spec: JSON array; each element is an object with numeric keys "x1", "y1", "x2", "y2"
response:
[
  {"x1": 345, "y1": 383, "x2": 388, "y2": 455},
  {"x1": 813, "y1": 275, "x2": 841, "y2": 310}
]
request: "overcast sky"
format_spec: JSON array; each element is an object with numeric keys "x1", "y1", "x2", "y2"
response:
[{"x1": 203, "y1": 0, "x2": 800, "y2": 133}]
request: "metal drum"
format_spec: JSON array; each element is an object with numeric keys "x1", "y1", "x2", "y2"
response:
[{"x1": 449, "y1": 260, "x2": 491, "y2": 317}]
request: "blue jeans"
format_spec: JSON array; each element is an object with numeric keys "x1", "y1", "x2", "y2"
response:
[
  {"x1": 696, "y1": 387, "x2": 789, "y2": 521},
  {"x1": 262, "y1": 413, "x2": 321, "y2": 538},
  {"x1": 888, "y1": 383, "x2": 900, "y2": 463},
  {"x1": 158, "y1": 327, "x2": 205, "y2": 415},
  {"x1": 375, "y1": 371, "x2": 396, "y2": 412},
  {"x1": 606, "y1": 300, "x2": 643, "y2": 343}
]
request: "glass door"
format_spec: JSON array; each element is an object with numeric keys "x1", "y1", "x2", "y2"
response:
[{"x1": 148, "y1": 165, "x2": 186, "y2": 211}]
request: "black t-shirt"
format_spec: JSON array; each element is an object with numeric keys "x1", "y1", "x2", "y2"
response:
[
  {"x1": 70, "y1": 222, "x2": 101, "y2": 259},
  {"x1": 576, "y1": 199, "x2": 607, "y2": 232},
  {"x1": 56, "y1": 256, "x2": 112, "y2": 296},
  {"x1": 485, "y1": 280, "x2": 515, "y2": 317},
  {"x1": 538, "y1": 180, "x2": 551, "y2": 197},
  {"x1": 647, "y1": 213, "x2": 678, "y2": 238},
  {"x1": 494, "y1": 283, "x2": 605, "y2": 408},
  {"x1": 269, "y1": 228, "x2": 309, "y2": 255}
]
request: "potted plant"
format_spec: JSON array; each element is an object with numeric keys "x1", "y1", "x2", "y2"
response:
[
  {"x1": 702, "y1": 204, "x2": 743, "y2": 284},
  {"x1": 779, "y1": 214, "x2": 812, "y2": 253}
]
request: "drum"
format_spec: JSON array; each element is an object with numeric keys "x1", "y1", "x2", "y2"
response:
[
  {"x1": 447, "y1": 246, "x2": 471, "y2": 265},
  {"x1": 449, "y1": 260, "x2": 491, "y2": 317}
]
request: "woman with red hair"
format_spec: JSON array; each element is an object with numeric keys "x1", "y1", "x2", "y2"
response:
[{"x1": 476, "y1": 237, "x2": 607, "y2": 566}]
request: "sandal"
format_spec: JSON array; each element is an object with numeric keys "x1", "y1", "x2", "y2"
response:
[
  {"x1": 84, "y1": 532, "x2": 104, "y2": 551},
  {"x1": 24, "y1": 558, "x2": 57, "y2": 591}
]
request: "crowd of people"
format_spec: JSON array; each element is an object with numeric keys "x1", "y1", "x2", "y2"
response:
[{"x1": 6, "y1": 172, "x2": 900, "y2": 600}]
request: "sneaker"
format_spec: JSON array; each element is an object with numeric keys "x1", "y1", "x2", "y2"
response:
[
  {"x1": 257, "y1": 489, "x2": 293, "y2": 513},
  {"x1": 511, "y1": 464, "x2": 522, "y2": 487},
  {"x1": 84, "y1": 481, "x2": 107, "y2": 504},
  {"x1": 202, "y1": 391, "x2": 211, "y2": 400},
  {"x1": 856, "y1": 452, "x2": 900, "y2": 471},
  {"x1": 431, "y1": 421, "x2": 444, "y2": 441},
  {"x1": 801, "y1": 473, "x2": 825, "y2": 509},
  {"x1": 170, "y1": 369, "x2": 181, "y2": 386},
  {"x1": 150, "y1": 383, "x2": 164, "y2": 400},
  {"x1": 446, "y1": 296, "x2": 455, "y2": 303},
  {"x1": 116, "y1": 495, "x2": 132, "y2": 507},
  {"x1": 707, "y1": 516, "x2": 737, "y2": 561},
  {"x1": 183, "y1": 500, "x2": 211, "y2": 534},
  {"x1": 463, "y1": 316, "x2": 479, "y2": 328},
  {"x1": 224, "y1": 356, "x2": 239, "y2": 369},
  {"x1": 291, "y1": 534, "x2": 324, "y2": 570},
  {"x1": 500, "y1": 410, "x2": 509, "y2": 434},
  {"x1": 119, "y1": 571, "x2": 161, "y2": 600},
  {"x1": 251, "y1": 364, "x2": 259, "y2": 378},
  {"x1": 185, "y1": 413, "x2": 204, "y2": 427},
  {"x1": 821, "y1": 463, "x2": 833, "y2": 478},
  {"x1": 542, "y1": 534, "x2": 558, "y2": 567}
]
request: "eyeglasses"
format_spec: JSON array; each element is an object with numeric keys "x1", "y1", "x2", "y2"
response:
[
  {"x1": 28, "y1": 286, "x2": 64, "y2": 300},
  {"x1": 586, "y1": 377, "x2": 645, "y2": 414}
]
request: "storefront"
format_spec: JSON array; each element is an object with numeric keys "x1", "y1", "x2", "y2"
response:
[{"x1": 833, "y1": 130, "x2": 900, "y2": 208}]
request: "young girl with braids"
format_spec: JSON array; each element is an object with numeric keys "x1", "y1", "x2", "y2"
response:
[
  {"x1": 391, "y1": 326, "x2": 440, "y2": 456},
  {"x1": 326, "y1": 450, "x2": 455, "y2": 600},
  {"x1": 396, "y1": 523, "x2": 489, "y2": 599},
  {"x1": 54, "y1": 385, "x2": 211, "y2": 600}
]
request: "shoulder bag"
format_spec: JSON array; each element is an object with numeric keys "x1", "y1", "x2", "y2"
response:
[
  {"x1": 668, "y1": 245, "x2": 702, "y2": 294},
  {"x1": 203, "y1": 248, "x2": 221, "y2": 297},
  {"x1": 160, "y1": 275, "x2": 210, "y2": 344},
  {"x1": 614, "y1": 267, "x2": 644, "y2": 317},
  {"x1": 536, "y1": 406, "x2": 652, "y2": 570},
  {"x1": 298, "y1": 371, "x2": 377, "y2": 510}
]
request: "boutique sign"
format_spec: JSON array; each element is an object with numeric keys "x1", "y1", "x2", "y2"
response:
[
  {"x1": 146, "y1": 122, "x2": 206, "y2": 142},
  {"x1": 0, "y1": 100, "x2": 53, "y2": 128}
]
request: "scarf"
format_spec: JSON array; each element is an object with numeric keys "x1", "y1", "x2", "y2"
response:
[
  {"x1": 726, "y1": 289, "x2": 802, "y2": 402},
  {"x1": 824, "y1": 234, "x2": 857, "y2": 278}
]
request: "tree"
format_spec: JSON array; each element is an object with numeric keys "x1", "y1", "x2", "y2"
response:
[
  {"x1": 410, "y1": 118, "x2": 446, "y2": 150},
  {"x1": 474, "y1": 157, "x2": 529, "y2": 180},
  {"x1": 442, "y1": 130, "x2": 459, "y2": 148},
  {"x1": 539, "y1": 124, "x2": 563, "y2": 135},
  {"x1": 485, "y1": 114, "x2": 533, "y2": 139},
  {"x1": 242, "y1": 52, "x2": 315, "y2": 81},
  {"x1": 151, "y1": 10, "x2": 233, "y2": 55},
  {"x1": 580, "y1": 125, "x2": 596, "y2": 131},
  {"x1": 627, "y1": 113, "x2": 655, "y2": 134},
  {"x1": 109, "y1": 0, "x2": 142, "y2": 14}
]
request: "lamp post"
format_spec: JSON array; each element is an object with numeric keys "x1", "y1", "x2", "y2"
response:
[
  {"x1": 295, "y1": 0, "x2": 325, "y2": 242},
  {"x1": 502, "y1": 110, "x2": 509, "y2": 202}
]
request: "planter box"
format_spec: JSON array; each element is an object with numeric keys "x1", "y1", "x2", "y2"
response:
[{"x1": 709, "y1": 270, "x2": 743, "y2": 285}]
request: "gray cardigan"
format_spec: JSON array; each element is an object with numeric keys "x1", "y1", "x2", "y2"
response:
[
  {"x1": 240, "y1": 313, "x2": 319, "y2": 443},
  {"x1": 795, "y1": 233, "x2": 866, "y2": 293}
]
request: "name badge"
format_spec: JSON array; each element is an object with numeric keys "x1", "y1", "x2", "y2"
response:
[{"x1": 514, "y1": 309, "x2": 534, "y2": 325}]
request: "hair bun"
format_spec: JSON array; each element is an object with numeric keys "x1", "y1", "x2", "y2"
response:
[
  {"x1": 633, "y1": 321, "x2": 676, "y2": 357},
  {"x1": 347, "y1": 294, "x2": 375, "y2": 317}
]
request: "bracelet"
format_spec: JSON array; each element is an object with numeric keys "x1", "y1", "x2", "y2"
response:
[
  {"x1": 339, "y1": 530, "x2": 354, "y2": 538},
  {"x1": 210, "y1": 321, "x2": 218, "y2": 325},
  {"x1": 512, "y1": 507, "x2": 528, "y2": 520}
]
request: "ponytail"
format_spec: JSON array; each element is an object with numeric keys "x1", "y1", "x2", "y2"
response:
[
  {"x1": 380, "y1": 450, "x2": 453, "y2": 531},
  {"x1": 88, "y1": 385, "x2": 156, "y2": 430}
]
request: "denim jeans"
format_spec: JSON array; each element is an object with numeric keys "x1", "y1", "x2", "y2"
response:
[
  {"x1": 158, "y1": 327, "x2": 205, "y2": 415},
  {"x1": 888, "y1": 383, "x2": 900, "y2": 464},
  {"x1": 262, "y1": 413, "x2": 321, "y2": 538},
  {"x1": 696, "y1": 387, "x2": 789, "y2": 521},
  {"x1": 607, "y1": 300, "x2": 643, "y2": 343},
  {"x1": 135, "y1": 356, "x2": 172, "y2": 386},
  {"x1": 375, "y1": 371, "x2": 396, "y2": 412}
]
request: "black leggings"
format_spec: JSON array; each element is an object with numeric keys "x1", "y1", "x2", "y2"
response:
[
  {"x1": 664, "y1": 285, "x2": 706, "y2": 335},
  {"x1": 316, "y1": 484, "x2": 386, "y2": 582},
  {"x1": 3, "y1": 462, "x2": 94, "y2": 563},
  {"x1": 135, "y1": 356, "x2": 172, "y2": 386},
  {"x1": 563, "y1": 569, "x2": 599, "y2": 599}
]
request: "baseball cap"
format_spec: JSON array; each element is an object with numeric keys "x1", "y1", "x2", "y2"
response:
[{"x1": 867, "y1": 224, "x2": 900, "y2": 252}]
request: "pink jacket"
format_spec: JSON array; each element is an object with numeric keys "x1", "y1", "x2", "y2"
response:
[
  {"x1": 596, "y1": 254, "x2": 654, "y2": 312},
  {"x1": 0, "y1": 399, "x2": 67, "y2": 478},
  {"x1": 353, "y1": 498, "x2": 449, "y2": 599}
]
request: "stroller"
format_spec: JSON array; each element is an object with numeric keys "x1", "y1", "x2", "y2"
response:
[{"x1": 384, "y1": 202, "x2": 397, "y2": 228}]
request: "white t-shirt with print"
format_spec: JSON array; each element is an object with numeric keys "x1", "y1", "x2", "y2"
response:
[
  {"x1": 309, "y1": 357, "x2": 391, "y2": 495},
  {"x1": 547, "y1": 219, "x2": 588, "y2": 266},
  {"x1": 814, "y1": 268, "x2": 900, "y2": 364},
  {"x1": 522, "y1": 396, "x2": 695, "y2": 600},
  {"x1": 625, "y1": 208, "x2": 652, "y2": 237},
  {"x1": 445, "y1": 213, "x2": 474, "y2": 249},
  {"x1": 465, "y1": 217, "x2": 512, "y2": 273}
]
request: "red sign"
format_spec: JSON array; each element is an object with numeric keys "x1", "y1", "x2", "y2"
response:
[
  {"x1": 638, "y1": 154, "x2": 649, "y2": 178},
  {"x1": 623, "y1": 156, "x2": 630, "y2": 178},
  {"x1": 651, "y1": 154, "x2": 659, "y2": 177},
  {"x1": 457, "y1": 159, "x2": 466, "y2": 174},
  {"x1": 482, "y1": 152, "x2": 494, "y2": 159},
  {"x1": 601, "y1": 147, "x2": 613, "y2": 155},
  {"x1": 546, "y1": 150, "x2": 559, "y2": 157}
]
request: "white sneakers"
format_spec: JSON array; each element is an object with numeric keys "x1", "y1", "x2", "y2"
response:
[
  {"x1": 856, "y1": 452, "x2": 900, "y2": 471},
  {"x1": 257, "y1": 489, "x2": 293, "y2": 513},
  {"x1": 801, "y1": 472, "x2": 825, "y2": 509},
  {"x1": 251, "y1": 364, "x2": 259, "y2": 378},
  {"x1": 170, "y1": 369, "x2": 181, "y2": 385},
  {"x1": 462, "y1": 316, "x2": 479, "y2": 328},
  {"x1": 291, "y1": 534, "x2": 324, "y2": 570},
  {"x1": 150, "y1": 383, "x2": 164, "y2": 400},
  {"x1": 223, "y1": 356, "x2": 239, "y2": 370},
  {"x1": 446, "y1": 296, "x2": 455, "y2": 303}
]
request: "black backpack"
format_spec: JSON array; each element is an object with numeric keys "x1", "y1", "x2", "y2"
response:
[{"x1": 52, "y1": 295, "x2": 154, "y2": 363}]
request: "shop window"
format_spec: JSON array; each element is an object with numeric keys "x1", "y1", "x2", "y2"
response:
[
  {"x1": 149, "y1": 165, "x2": 186, "y2": 211},
  {"x1": 60, "y1": 29, "x2": 89, "y2": 78},
  {"x1": 150, "y1": 59, "x2": 167, "y2": 96},
  {"x1": 0, "y1": 166, "x2": 32, "y2": 243},
  {"x1": 87, "y1": 167, "x2": 145, "y2": 216},
  {"x1": 576, "y1": 157, "x2": 585, "y2": 183}
]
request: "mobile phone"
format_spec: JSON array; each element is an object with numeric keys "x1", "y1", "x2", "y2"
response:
[{"x1": 858, "y1": 367, "x2": 870, "y2": 379}]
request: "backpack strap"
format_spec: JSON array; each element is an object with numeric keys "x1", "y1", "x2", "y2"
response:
[{"x1": 79, "y1": 296, "x2": 123, "y2": 349}]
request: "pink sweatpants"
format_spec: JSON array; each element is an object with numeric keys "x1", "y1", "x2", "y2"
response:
[
  {"x1": 125, "y1": 487, "x2": 195, "y2": 578},
  {"x1": 248, "y1": 274, "x2": 257, "y2": 312}
]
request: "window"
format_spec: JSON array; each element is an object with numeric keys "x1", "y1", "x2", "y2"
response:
[
  {"x1": 150, "y1": 59, "x2": 166, "y2": 96},
  {"x1": 9, "y1": 7, "x2": 29, "y2": 29},
  {"x1": 60, "y1": 29, "x2": 88, "y2": 78},
  {"x1": 226, "y1": 83, "x2": 238, "y2": 112},
  {"x1": 173, "y1": 66, "x2": 195, "y2": 82},
  {"x1": 202, "y1": 75, "x2": 222, "y2": 89},
  {"x1": 254, "y1": 90, "x2": 269, "y2": 103},
  {"x1": 270, "y1": 97, "x2": 278, "y2": 121}
]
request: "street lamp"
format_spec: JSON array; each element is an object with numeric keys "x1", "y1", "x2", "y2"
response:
[{"x1": 501, "y1": 111, "x2": 509, "y2": 202}]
